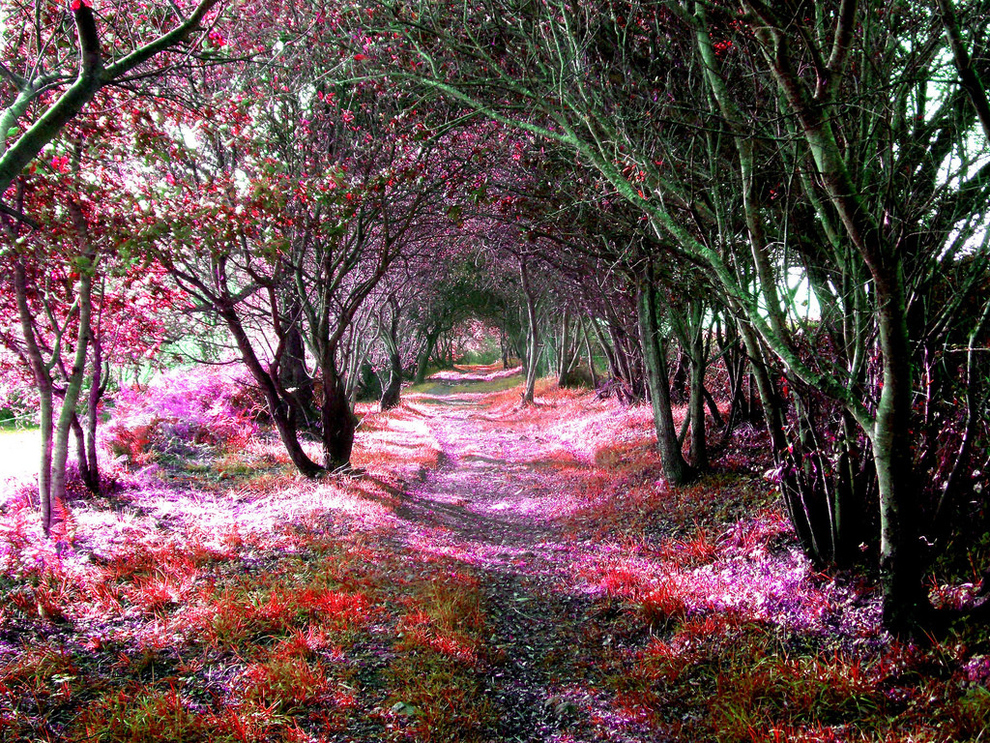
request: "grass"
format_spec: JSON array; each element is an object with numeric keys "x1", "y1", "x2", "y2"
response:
[
  {"x1": 406, "y1": 374, "x2": 525, "y2": 397},
  {"x1": 610, "y1": 616, "x2": 990, "y2": 741},
  {"x1": 0, "y1": 366, "x2": 988, "y2": 742}
]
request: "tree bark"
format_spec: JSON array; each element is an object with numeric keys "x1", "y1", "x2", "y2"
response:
[
  {"x1": 380, "y1": 347, "x2": 403, "y2": 410},
  {"x1": 221, "y1": 306, "x2": 324, "y2": 478},
  {"x1": 872, "y1": 264, "x2": 927, "y2": 631},
  {"x1": 82, "y1": 333, "x2": 104, "y2": 492},
  {"x1": 557, "y1": 308, "x2": 573, "y2": 387},
  {"x1": 687, "y1": 317, "x2": 708, "y2": 471},
  {"x1": 637, "y1": 279, "x2": 692, "y2": 485},
  {"x1": 414, "y1": 326, "x2": 442, "y2": 384},
  {"x1": 15, "y1": 259, "x2": 56, "y2": 534},
  {"x1": 50, "y1": 266, "x2": 91, "y2": 531},
  {"x1": 380, "y1": 299, "x2": 404, "y2": 410},
  {"x1": 581, "y1": 318, "x2": 599, "y2": 389},
  {"x1": 321, "y1": 363, "x2": 357, "y2": 470},
  {"x1": 279, "y1": 304, "x2": 314, "y2": 423},
  {"x1": 520, "y1": 257, "x2": 540, "y2": 404}
]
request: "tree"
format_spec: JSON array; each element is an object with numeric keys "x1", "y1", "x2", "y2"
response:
[
  {"x1": 373, "y1": 0, "x2": 990, "y2": 630},
  {"x1": 1, "y1": 0, "x2": 230, "y2": 535},
  {"x1": 132, "y1": 1, "x2": 481, "y2": 473},
  {"x1": 0, "y1": 132, "x2": 180, "y2": 534}
]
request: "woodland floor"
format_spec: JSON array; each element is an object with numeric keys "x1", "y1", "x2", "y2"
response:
[
  {"x1": 1, "y1": 368, "x2": 989, "y2": 742},
  {"x1": 389, "y1": 376, "x2": 654, "y2": 741}
]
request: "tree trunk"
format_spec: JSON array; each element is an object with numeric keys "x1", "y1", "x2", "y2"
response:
[
  {"x1": 687, "y1": 321, "x2": 708, "y2": 471},
  {"x1": 414, "y1": 327, "x2": 442, "y2": 384},
  {"x1": 581, "y1": 318, "x2": 599, "y2": 389},
  {"x1": 872, "y1": 267, "x2": 927, "y2": 631},
  {"x1": 670, "y1": 350, "x2": 689, "y2": 404},
  {"x1": 344, "y1": 334, "x2": 367, "y2": 407},
  {"x1": 377, "y1": 297, "x2": 403, "y2": 410},
  {"x1": 82, "y1": 334, "x2": 104, "y2": 492},
  {"x1": 13, "y1": 259, "x2": 55, "y2": 534},
  {"x1": 834, "y1": 408, "x2": 869, "y2": 566},
  {"x1": 734, "y1": 316, "x2": 787, "y2": 453},
  {"x1": 221, "y1": 306, "x2": 324, "y2": 478},
  {"x1": 380, "y1": 352, "x2": 403, "y2": 410},
  {"x1": 51, "y1": 238, "x2": 94, "y2": 534},
  {"x1": 607, "y1": 322, "x2": 639, "y2": 400},
  {"x1": 637, "y1": 279, "x2": 692, "y2": 485},
  {"x1": 520, "y1": 257, "x2": 540, "y2": 404},
  {"x1": 279, "y1": 308, "x2": 314, "y2": 423},
  {"x1": 590, "y1": 318, "x2": 620, "y2": 384},
  {"x1": 321, "y1": 363, "x2": 357, "y2": 470},
  {"x1": 753, "y1": 14, "x2": 930, "y2": 627},
  {"x1": 557, "y1": 308, "x2": 572, "y2": 387},
  {"x1": 70, "y1": 414, "x2": 93, "y2": 490}
]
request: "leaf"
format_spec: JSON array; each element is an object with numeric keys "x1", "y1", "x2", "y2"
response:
[{"x1": 390, "y1": 701, "x2": 423, "y2": 717}]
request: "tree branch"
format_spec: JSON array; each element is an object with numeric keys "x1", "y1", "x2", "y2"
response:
[
  {"x1": 937, "y1": 0, "x2": 990, "y2": 143},
  {"x1": 0, "y1": 0, "x2": 223, "y2": 196}
]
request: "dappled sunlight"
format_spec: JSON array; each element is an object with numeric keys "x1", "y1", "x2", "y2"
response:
[
  {"x1": 431, "y1": 364, "x2": 523, "y2": 382},
  {"x1": 352, "y1": 406, "x2": 441, "y2": 481}
]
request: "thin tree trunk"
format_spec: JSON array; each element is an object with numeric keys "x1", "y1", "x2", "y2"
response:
[
  {"x1": 520, "y1": 257, "x2": 540, "y2": 404},
  {"x1": 13, "y1": 259, "x2": 55, "y2": 534},
  {"x1": 414, "y1": 327, "x2": 441, "y2": 384},
  {"x1": 687, "y1": 319, "x2": 708, "y2": 471},
  {"x1": 70, "y1": 414, "x2": 92, "y2": 488},
  {"x1": 581, "y1": 318, "x2": 599, "y2": 389},
  {"x1": 872, "y1": 267, "x2": 927, "y2": 631},
  {"x1": 380, "y1": 299, "x2": 404, "y2": 410},
  {"x1": 82, "y1": 333, "x2": 103, "y2": 492},
  {"x1": 637, "y1": 279, "x2": 692, "y2": 485},
  {"x1": 734, "y1": 316, "x2": 787, "y2": 453},
  {"x1": 51, "y1": 227, "x2": 94, "y2": 533},
  {"x1": 590, "y1": 318, "x2": 620, "y2": 383},
  {"x1": 557, "y1": 308, "x2": 572, "y2": 387}
]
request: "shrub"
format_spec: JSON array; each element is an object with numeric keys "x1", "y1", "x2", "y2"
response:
[{"x1": 103, "y1": 365, "x2": 262, "y2": 463}]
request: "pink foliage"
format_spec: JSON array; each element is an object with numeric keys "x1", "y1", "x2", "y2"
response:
[{"x1": 103, "y1": 364, "x2": 261, "y2": 461}]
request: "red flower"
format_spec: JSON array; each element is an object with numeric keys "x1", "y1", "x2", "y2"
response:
[{"x1": 353, "y1": 54, "x2": 368, "y2": 61}]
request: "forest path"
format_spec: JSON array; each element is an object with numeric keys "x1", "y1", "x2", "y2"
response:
[{"x1": 392, "y1": 376, "x2": 647, "y2": 743}]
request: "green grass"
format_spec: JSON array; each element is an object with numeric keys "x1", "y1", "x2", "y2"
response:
[{"x1": 406, "y1": 372, "x2": 523, "y2": 397}]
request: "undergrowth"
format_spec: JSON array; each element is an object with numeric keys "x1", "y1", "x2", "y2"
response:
[{"x1": 0, "y1": 365, "x2": 987, "y2": 742}]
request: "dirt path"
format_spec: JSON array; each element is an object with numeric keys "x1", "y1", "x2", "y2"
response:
[{"x1": 395, "y1": 380, "x2": 650, "y2": 743}]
